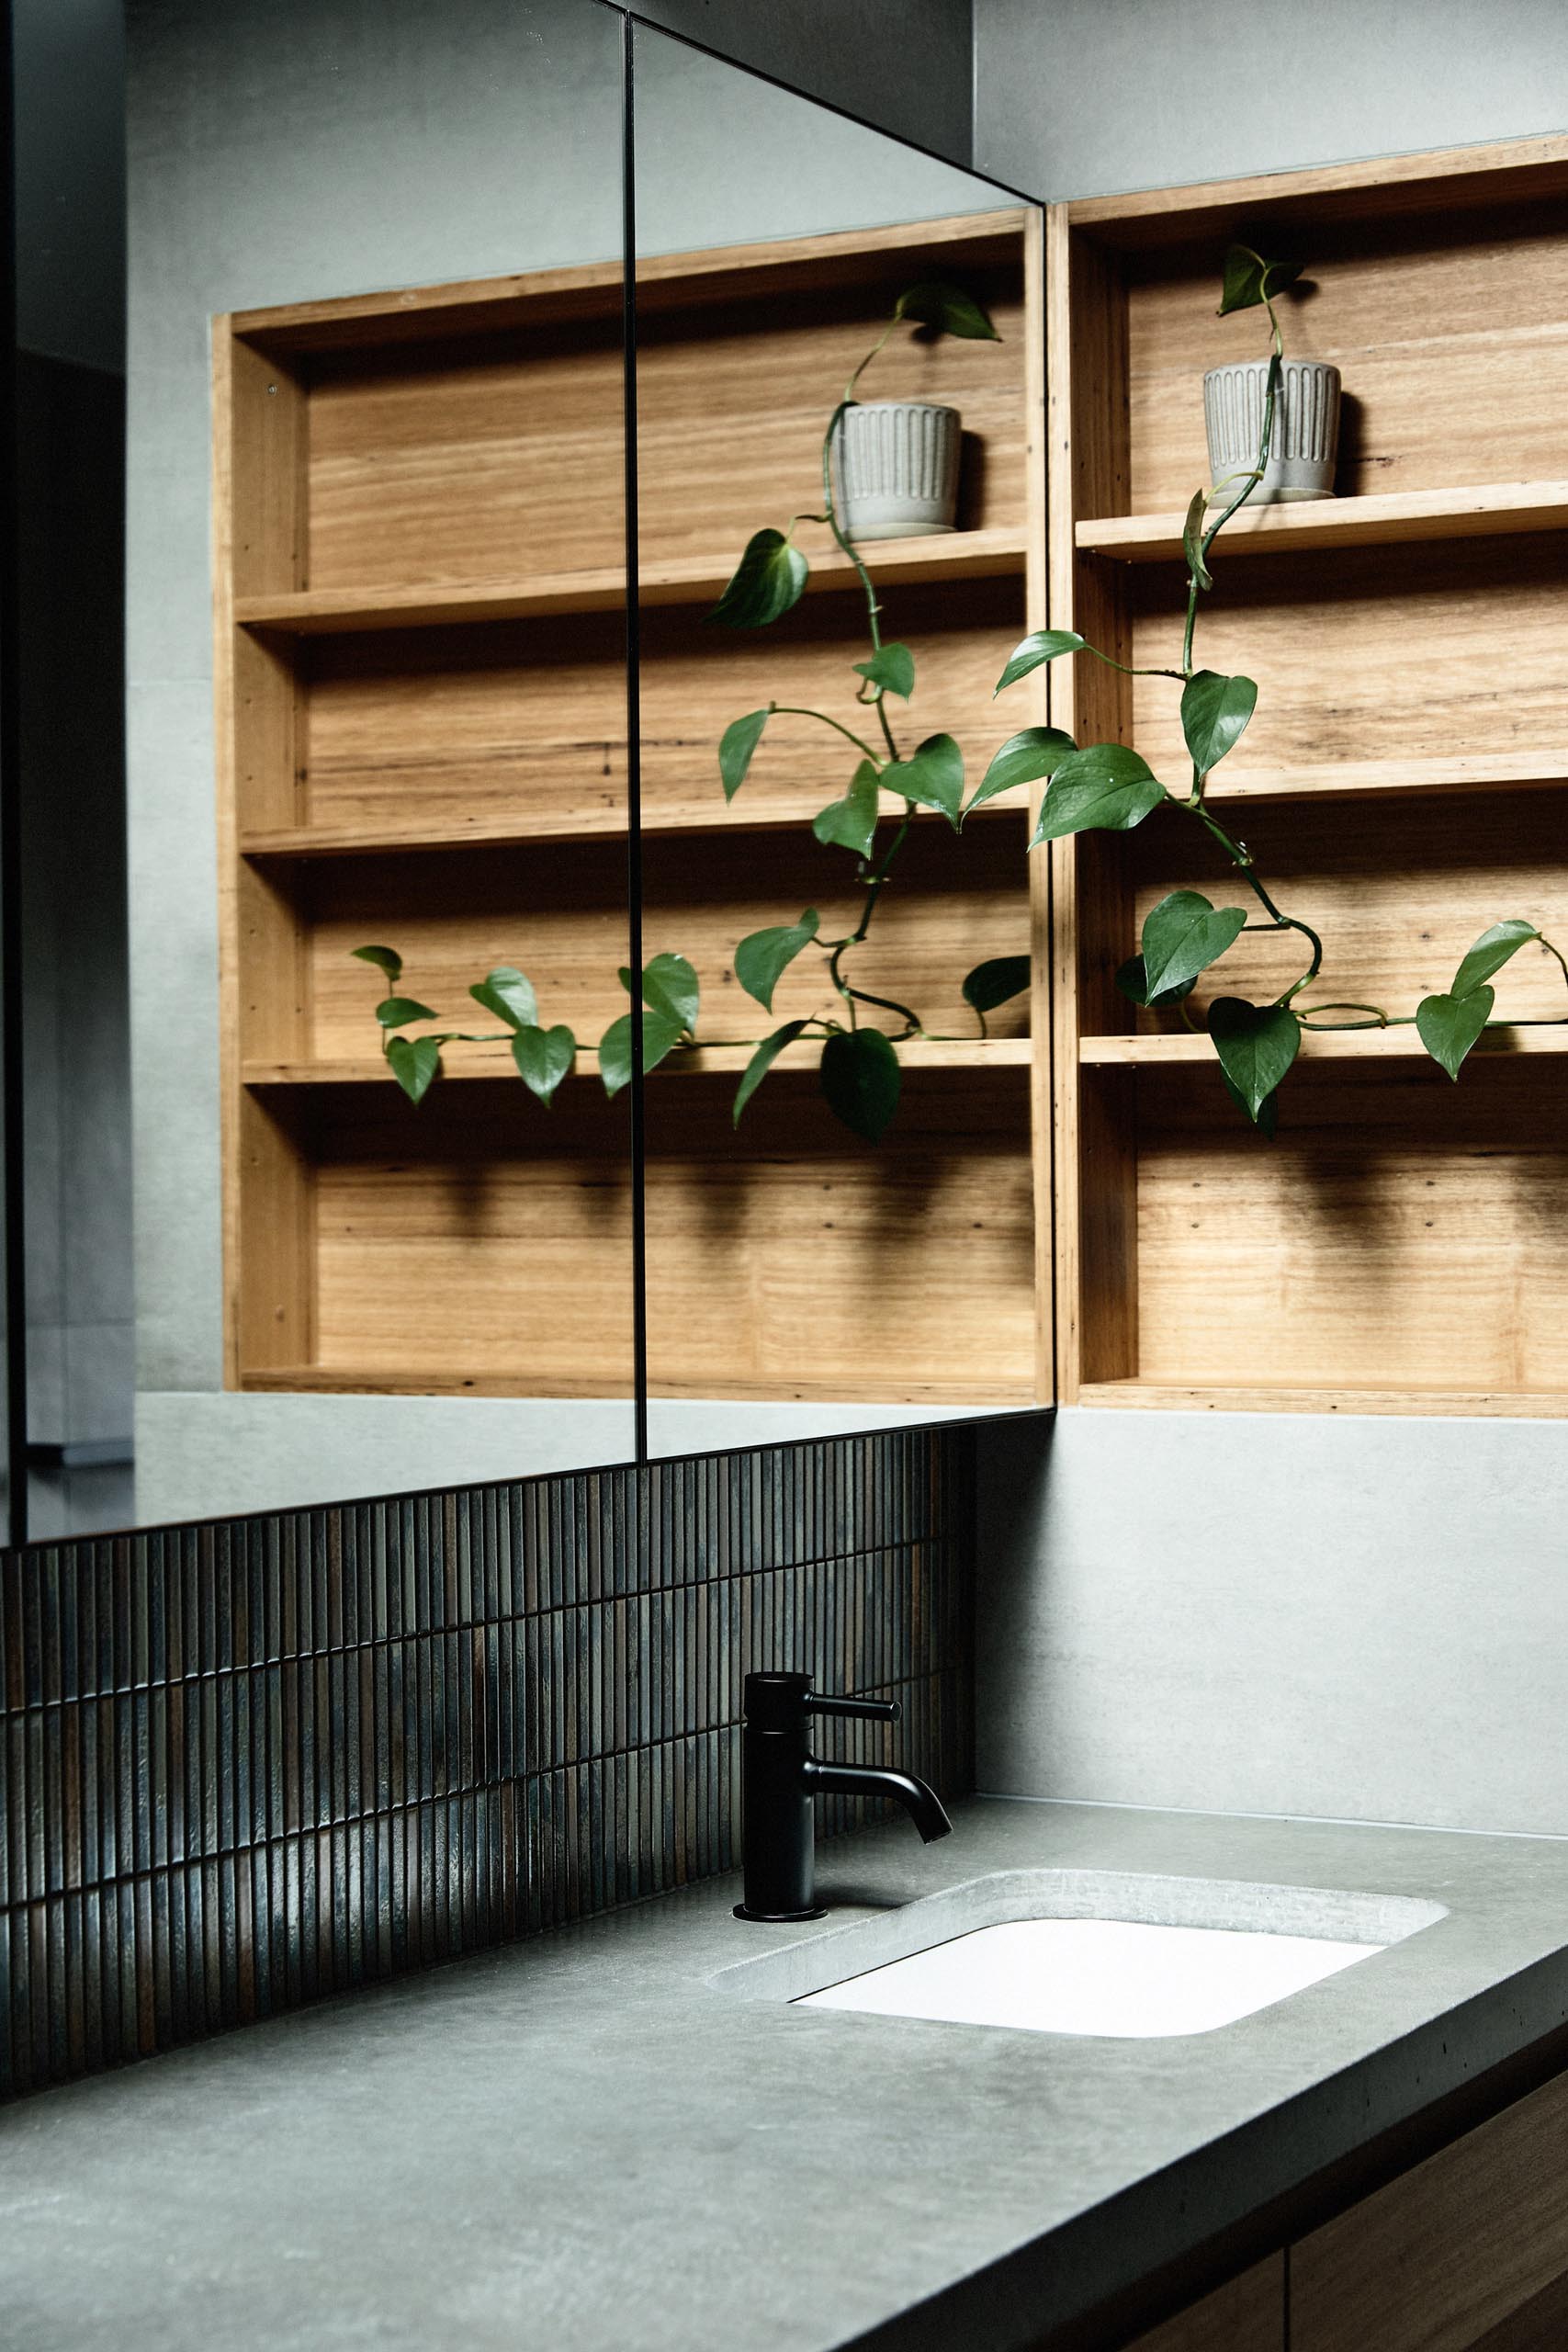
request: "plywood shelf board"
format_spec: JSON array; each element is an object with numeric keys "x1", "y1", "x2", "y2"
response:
[
  {"x1": 1080, "y1": 1025, "x2": 1568, "y2": 1067},
  {"x1": 231, "y1": 209, "x2": 1029, "y2": 352},
  {"x1": 1077, "y1": 481, "x2": 1568, "y2": 561},
  {"x1": 1077, "y1": 1382, "x2": 1568, "y2": 1419},
  {"x1": 235, "y1": 526, "x2": 1028, "y2": 635},
  {"x1": 244, "y1": 1037, "x2": 1032, "y2": 1087}
]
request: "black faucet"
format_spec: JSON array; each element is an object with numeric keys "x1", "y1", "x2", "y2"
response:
[{"x1": 733, "y1": 1669, "x2": 953, "y2": 1922}]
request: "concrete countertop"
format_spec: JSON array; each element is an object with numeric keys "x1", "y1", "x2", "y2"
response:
[{"x1": 6, "y1": 1796, "x2": 1568, "y2": 2351}]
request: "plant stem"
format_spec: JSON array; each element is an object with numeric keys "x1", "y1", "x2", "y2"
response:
[{"x1": 769, "y1": 703, "x2": 881, "y2": 764}]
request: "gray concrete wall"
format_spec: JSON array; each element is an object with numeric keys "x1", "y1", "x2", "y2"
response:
[
  {"x1": 970, "y1": 4, "x2": 1568, "y2": 1838},
  {"x1": 972, "y1": 0, "x2": 1568, "y2": 199},
  {"x1": 128, "y1": 0, "x2": 1006, "y2": 1521}
]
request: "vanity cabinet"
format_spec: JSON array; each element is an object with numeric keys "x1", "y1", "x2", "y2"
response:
[
  {"x1": 1119, "y1": 2064, "x2": 1568, "y2": 2351},
  {"x1": 1127, "y1": 2256, "x2": 1283, "y2": 2349}
]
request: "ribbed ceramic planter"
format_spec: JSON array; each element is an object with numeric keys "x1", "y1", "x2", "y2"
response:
[
  {"x1": 833, "y1": 400, "x2": 960, "y2": 539},
  {"x1": 1203, "y1": 358, "x2": 1341, "y2": 506}
]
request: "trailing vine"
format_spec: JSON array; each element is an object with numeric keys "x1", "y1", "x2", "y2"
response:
[{"x1": 356, "y1": 243, "x2": 1566, "y2": 1139}]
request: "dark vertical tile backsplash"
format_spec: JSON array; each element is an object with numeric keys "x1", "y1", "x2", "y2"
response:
[{"x1": 1, "y1": 1426, "x2": 975, "y2": 2098}]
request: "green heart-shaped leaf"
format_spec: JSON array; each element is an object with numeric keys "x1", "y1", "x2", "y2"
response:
[
  {"x1": 1207, "y1": 996, "x2": 1301, "y2": 1122},
  {"x1": 386, "y1": 1035, "x2": 441, "y2": 1103},
  {"x1": 705, "y1": 528, "x2": 808, "y2": 628},
  {"x1": 1030, "y1": 744, "x2": 1166, "y2": 846},
  {"x1": 1180, "y1": 671, "x2": 1257, "y2": 775},
  {"x1": 735, "y1": 910, "x2": 819, "y2": 1012},
  {"x1": 1221, "y1": 1069, "x2": 1279, "y2": 1138},
  {"x1": 1141, "y1": 888, "x2": 1248, "y2": 1000},
  {"x1": 376, "y1": 995, "x2": 437, "y2": 1028},
  {"x1": 468, "y1": 966, "x2": 538, "y2": 1030},
  {"x1": 1218, "y1": 244, "x2": 1303, "y2": 315},
  {"x1": 819, "y1": 1028, "x2": 901, "y2": 1142},
  {"x1": 812, "y1": 759, "x2": 881, "y2": 858},
  {"x1": 893, "y1": 281, "x2": 1000, "y2": 341},
  {"x1": 719, "y1": 708, "x2": 770, "y2": 800},
  {"x1": 1416, "y1": 986, "x2": 1495, "y2": 1081},
  {"x1": 1451, "y1": 920, "x2": 1539, "y2": 999},
  {"x1": 962, "y1": 956, "x2": 1031, "y2": 1019},
  {"x1": 852, "y1": 642, "x2": 915, "y2": 700},
  {"x1": 968, "y1": 727, "x2": 1077, "y2": 817},
  {"x1": 993, "y1": 629, "x2": 1086, "y2": 695},
  {"x1": 637, "y1": 954, "x2": 699, "y2": 1033},
  {"x1": 353, "y1": 944, "x2": 403, "y2": 986},
  {"x1": 1114, "y1": 956, "x2": 1196, "y2": 1012},
  {"x1": 598, "y1": 1010, "x2": 686, "y2": 1098},
  {"x1": 1182, "y1": 489, "x2": 1213, "y2": 591},
  {"x1": 733, "y1": 1021, "x2": 808, "y2": 1125},
  {"x1": 884, "y1": 732, "x2": 964, "y2": 827},
  {"x1": 511, "y1": 1023, "x2": 576, "y2": 1107}
]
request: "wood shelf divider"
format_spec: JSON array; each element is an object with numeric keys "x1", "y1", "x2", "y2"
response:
[{"x1": 1078, "y1": 1026, "x2": 1568, "y2": 1068}]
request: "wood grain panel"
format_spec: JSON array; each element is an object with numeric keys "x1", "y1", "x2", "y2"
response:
[
  {"x1": 639, "y1": 577, "x2": 1027, "y2": 835},
  {"x1": 643, "y1": 1067, "x2": 1032, "y2": 1401},
  {"x1": 1122, "y1": 2256, "x2": 1284, "y2": 2351},
  {"x1": 1121, "y1": 786, "x2": 1568, "y2": 1031},
  {"x1": 637, "y1": 264, "x2": 1027, "y2": 565},
  {"x1": 1125, "y1": 200, "x2": 1568, "y2": 510},
  {"x1": 1130, "y1": 538, "x2": 1568, "y2": 784},
  {"x1": 298, "y1": 613, "x2": 627, "y2": 840},
  {"x1": 308, "y1": 1086, "x2": 634, "y2": 1387},
  {"x1": 1292, "y1": 2069, "x2": 1568, "y2": 2352},
  {"x1": 305, "y1": 323, "x2": 627, "y2": 588},
  {"x1": 1133, "y1": 1057, "x2": 1568, "y2": 1394},
  {"x1": 300, "y1": 824, "x2": 1030, "y2": 1064}
]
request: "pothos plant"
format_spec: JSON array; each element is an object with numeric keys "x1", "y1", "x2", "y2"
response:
[{"x1": 356, "y1": 244, "x2": 1567, "y2": 1139}]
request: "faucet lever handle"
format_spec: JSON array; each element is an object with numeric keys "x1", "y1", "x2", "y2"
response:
[{"x1": 806, "y1": 1690, "x2": 901, "y2": 1725}]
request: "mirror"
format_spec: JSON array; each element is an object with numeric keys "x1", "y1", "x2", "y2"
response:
[
  {"x1": 628, "y1": 25, "x2": 1049, "y2": 1455},
  {"x1": 13, "y1": 0, "x2": 636, "y2": 1535}
]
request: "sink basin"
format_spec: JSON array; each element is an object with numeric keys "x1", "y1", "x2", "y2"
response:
[
  {"x1": 796, "y1": 1917, "x2": 1381, "y2": 2037},
  {"x1": 712, "y1": 1868, "x2": 1448, "y2": 2039}
]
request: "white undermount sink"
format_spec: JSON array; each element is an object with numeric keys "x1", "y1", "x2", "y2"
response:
[
  {"x1": 796, "y1": 1916, "x2": 1381, "y2": 2037},
  {"x1": 711, "y1": 1868, "x2": 1448, "y2": 2040}
]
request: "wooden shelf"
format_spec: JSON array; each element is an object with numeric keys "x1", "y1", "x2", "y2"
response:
[
  {"x1": 1076, "y1": 481, "x2": 1568, "y2": 563},
  {"x1": 241, "y1": 1365, "x2": 1033, "y2": 1405},
  {"x1": 219, "y1": 211, "x2": 1047, "y2": 1407},
  {"x1": 1077, "y1": 1381, "x2": 1568, "y2": 1420},
  {"x1": 1184, "y1": 751, "x2": 1568, "y2": 806},
  {"x1": 235, "y1": 526, "x2": 1028, "y2": 637},
  {"x1": 1079, "y1": 1025, "x2": 1568, "y2": 1069},
  {"x1": 243, "y1": 1037, "x2": 1032, "y2": 1088},
  {"x1": 238, "y1": 794, "x2": 1028, "y2": 863},
  {"x1": 1048, "y1": 138, "x2": 1568, "y2": 1417}
]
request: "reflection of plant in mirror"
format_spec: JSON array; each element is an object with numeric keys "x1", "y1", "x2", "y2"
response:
[
  {"x1": 993, "y1": 243, "x2": 1568, "y2": 1129},
  {"x1": 355, "y1": 276, "x2": 1024, "y2": 1144}
]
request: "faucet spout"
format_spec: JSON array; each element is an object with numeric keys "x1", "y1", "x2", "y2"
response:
[{"x1": 805, "y1": 1760, "x2": 953, "y2": 1845}]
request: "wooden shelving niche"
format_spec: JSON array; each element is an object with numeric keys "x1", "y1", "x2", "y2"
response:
[
  {"x1": 215, "y1": 209, "x2": 1046, "y2": 1405},
  {"x1": 1049, "y1": 135, "x2": 1568, "y2": 1416}
]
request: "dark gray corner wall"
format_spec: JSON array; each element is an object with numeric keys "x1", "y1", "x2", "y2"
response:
[
  {"x1": 12, "y1": 0, "x2": 126, "y2": 373},
  {"x1": 972, "y1": 0, "x2": 1568, "y2": 199},
  {"x1": 3, "y1": 1425, "x2": 976, "y2": 2098},
  {"x1": 628, "y1": 0, "x2": 976, "y2": 169},
  {"x1": 969, "y1": 0, "x2": 1568, "y2": 1838}
]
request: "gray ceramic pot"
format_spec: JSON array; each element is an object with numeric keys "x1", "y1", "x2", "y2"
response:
[
  {"x1": 1203, "y1": 357, "x2": 1341, "y2": 506},
  {"x1": 832, "y1": 399, "x2": 960, "y2": 539}
]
